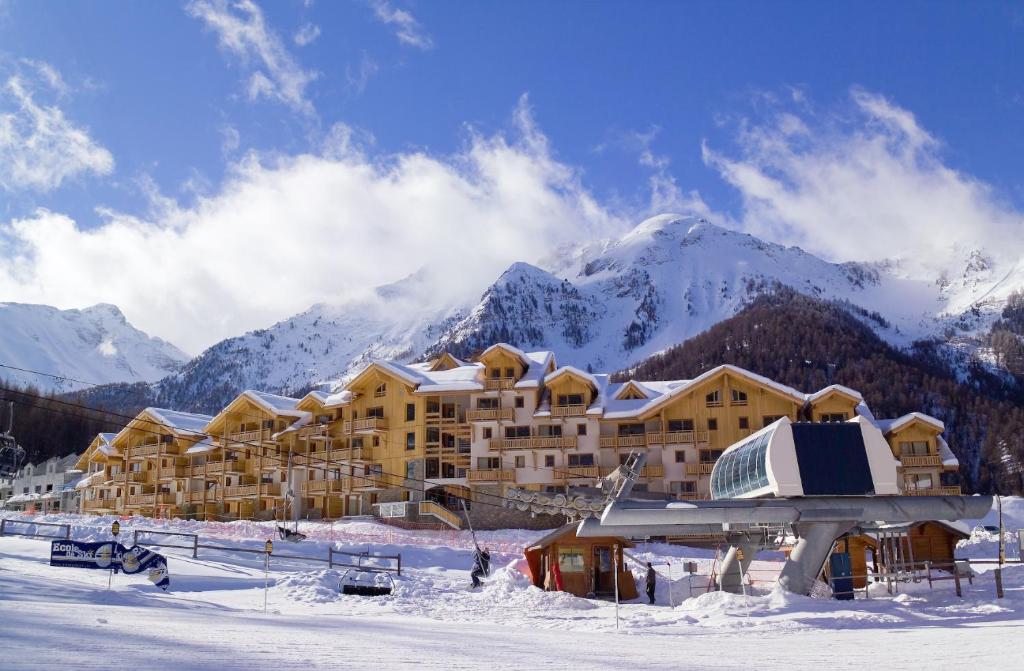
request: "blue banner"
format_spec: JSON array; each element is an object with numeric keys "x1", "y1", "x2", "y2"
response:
[{"x1": 50, "y1": 540, "x2": 170, "y2": 590}]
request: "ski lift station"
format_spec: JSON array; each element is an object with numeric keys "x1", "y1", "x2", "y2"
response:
[{"x1": 576, "y1": 416, "x2": 991, "y2": 596}]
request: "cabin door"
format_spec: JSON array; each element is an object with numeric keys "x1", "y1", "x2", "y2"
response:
[{"x1": 593, "y1": 546, "x2": 614, "y2": 594}]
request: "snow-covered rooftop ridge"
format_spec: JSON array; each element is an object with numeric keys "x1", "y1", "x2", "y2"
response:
[
  {"x1": 806, "y1": 384, "x2": 864, "y2": 403},
  {"x1": 242, "y1": 390, "x2": 305, "y2": 415},
  {"x1": 937, "y1": 436, "x2": 959, "y2": 468},
  {"x1": 98, "y1": 432, "x2": 118, "y2": 444},
  {"x1": 874, "y1": 411, "x2": 945, "y2": 434},
  {"x1": 412, "y1": 363, "x2": 485, "y2": 393},
  {"x1": 480, "y1": 342, "x2": 532, "y2": 366},
  {"x1": 323, "y1": 389, "x2": 353, "y2": 407},
  {"x1": 145, "y1": 407, "x2": 214, "y2": 435},
  {"x1": 185, "y1": 436, "x2": 216, "y2": 455},
  {"x1": 515, "y1": 350, "x2": 556, "y2": 389},
  {"x1": 543, "y1": 365, "x2": 600, "y2": 390}
]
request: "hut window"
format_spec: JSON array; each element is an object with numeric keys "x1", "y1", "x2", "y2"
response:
[
  {"x1": 567, "y1": 454, "x2": 595, "y2": 467},
  {"x1": 899, "y1": 441, "x2": 929, "y2": 457},
  {"x1": 374, "y1": 383, "x2": 387, "y2": 397},
  {"x1": 705, "y1": 390, "x2": 722, "y2": 407},
  {"x1": 426, "y1": 428, "x2": 440, "y2": 443},
  {"x1": 544, "y1": 455, "x2": 555, "y2": 467},
  {"x1": 708, "y1": 418, "x2": 718, "y2": 431},
  {"x1": 557, "y1": 394, "x2": 584, "y2": 406},
  {"x1": 820, "y1": 413, "x2": 847, "y2": 423},
  {"x1": 477, "y1": 398, "x2": 499, "y2": 410},
  {"x1": 490, "y1": 368, "x2": 501, "y2": 379},
  {"x1": 576, "y1": 424, "x2": 587, "y2": 436},
  {"x1": 406, "y1": 432, "x2": 415, "y2": 451},
  {"x1": 406, "y1": 404, "x2": 415, "y2": 421},
  {"x1": 367, "y1": 406, "x2": 384, "y2": 418},
  {"x1": 738, "y1": 417, "x2": 749, "y2": 429},
  {"x1": 730, "y1": 389, "x2": 748, "y2": 405},
  {"x1": 514, "y1": 455, "x2": 526, "y2": 468},
  {"x1": 675, "y1": 451, "x2": 686, "y2": 463},
  {"x1": 557, "y1": 548, "x2": 585, "y2": 573},
  {"x1": 482, "y1": 427, "x2": 492, "y2": 439},
  {"x1": 477, "y1": 457, "x2": 500, "y2": 470},
  {"x1": 514, "y1": 396, "x2": 524, "y2": 408},
  {"x1": 504, "y1": 367, "x2": 515, "y2": 378},
  {"x1": 537, "y1": 425, "x2": 562, "y2": 437}
]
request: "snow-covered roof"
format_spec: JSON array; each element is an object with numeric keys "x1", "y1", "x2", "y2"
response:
[
  {"x1": 145, "y1": 407, "x2": 214, "y2": 436},
  {"x1": 543, "y1": 365, "x2": 600, "y2": 390},
  {"x1": 185, "y1": 436, "x2": 217, "y2": 455},
  {"x1": 75, "y1": 471, "x2": 105, "y2": 490},
  {"x1": 937, "y1": 436, "x2": 959, "y2": 468},
  {"x1": 323, "y1": 389, "x2": 354, "y2": 407},
  {"x1": 411, "y1": 363, "x2": 485, "y2": 393},
  {"x1": 806, "y1": 384, "x2": 864, "y2": 404},
  {"x1": 874, "y1": 412, "x2": 945, "y2": 435},
  {"x1": 515, "y1": 350, "x2": 556, "y2": 389},
  {"x1": 479, "y1": 342, "x2": 532, "y2": 366},
  {"x1": 242, "y1": 390, "x2": 305, "y2": 416}
]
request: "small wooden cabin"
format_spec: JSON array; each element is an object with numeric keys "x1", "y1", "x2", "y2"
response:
[
  {"x1": 840, "y1": 521, "x2": 970, "y2": 588},
  {"x1": 523, "y1": 524, "x2": 638, "y2": 600}
]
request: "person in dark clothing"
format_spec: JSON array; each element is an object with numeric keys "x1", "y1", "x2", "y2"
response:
[
  {"x1": 645, "y1": 562, "x2": 657, "y2": 604},
  {"x1": 481, "y1": 547, "x2": 491, "y2": 577},
  {"x1": 471, "y1": 547, "x2": 487, "y2": 588}
]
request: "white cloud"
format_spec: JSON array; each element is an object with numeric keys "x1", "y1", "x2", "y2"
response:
[
  {"x1": 0, "y1": 97, "x2": 623, "y2": 354},
  {"x1": 368, "y1": 0, "x2": 433, "y2": 50},
  {"x1": 293, "y1": 22, "x2": 320, "y2": 46},
  {"x1": 345, "y1": 52, "x2": 379, "y2": 95},
  {"x1": 0, "y1": 63, "x2": 114, "y2": 192},
  {"x1": 702, "y1": 88, "x2": 1024, "y2": 273},
  {"x1": 186, "y1": 0, "x2": 317, "y2": 115}
]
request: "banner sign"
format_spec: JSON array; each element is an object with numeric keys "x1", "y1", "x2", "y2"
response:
[{"x1": 50, "y1": 540, "x2": 170, "y2": 590}]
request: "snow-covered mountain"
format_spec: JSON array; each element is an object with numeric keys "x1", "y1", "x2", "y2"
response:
[
  {"x1": 0, "y1": 302, "x2": 189, "y2": 391},
  {"x1": 81, "y1": 214, "x2": 1022, "y2": 412}
]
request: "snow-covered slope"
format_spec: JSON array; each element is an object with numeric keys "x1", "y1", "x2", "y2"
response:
[{"x1": 0, "y1": 302, "x2": 188, "y2": 391}]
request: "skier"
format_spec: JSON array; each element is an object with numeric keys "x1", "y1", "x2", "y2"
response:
[
  {"x1": 645, "y1": 562, "x2": 657, "y2": 605},
  {"x1": 471, "y1": 546, "x2": 487, "y2": 588},
  {"x1": 481, "y1": 547, "x2": 491, "y2": 577}
]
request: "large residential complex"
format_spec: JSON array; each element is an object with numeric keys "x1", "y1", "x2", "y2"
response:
[{"x1": 75, "y1": 344, "x2": 961, "y2": 528}]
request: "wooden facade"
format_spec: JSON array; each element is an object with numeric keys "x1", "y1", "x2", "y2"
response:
[{"x1": 523, "y1": 525, "x2": 638, "y2": 599}]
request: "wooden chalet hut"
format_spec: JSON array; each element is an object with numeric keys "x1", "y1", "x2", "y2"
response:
[{"x1": 523, "y1": 524, "x2": 638, "y2": 600}]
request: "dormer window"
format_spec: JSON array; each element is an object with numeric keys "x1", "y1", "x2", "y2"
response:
[
  {"x1": 706, "y1": 390, "x2": 722, "y2": 407},
  {"x1": 730, "y1": 390, "x2": 748, "y2": 405},
  {"x1": 489, "y1": 368, "x2": 501, "y2": 379},
  {"x1": 504, "y1": 367, "x2": 515, "y2": 378},
  {"x1": 374, "y1": 383, "x2": 387, "y2": 397},
  {"x1": 557, "y1": 394, "x2": 584, "y2": 406}
]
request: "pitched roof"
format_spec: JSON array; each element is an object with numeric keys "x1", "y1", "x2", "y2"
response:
[
  {"x1": 806, "y1": 384, "x2": 864, "y2": 404},
  {"x1": 874, "y1": 412, "x2": 945, "y2": 435}
]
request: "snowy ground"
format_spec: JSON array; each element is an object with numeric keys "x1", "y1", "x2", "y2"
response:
[{"x1": 1, "y1": 501, "x2": 1022, "y2": 670}]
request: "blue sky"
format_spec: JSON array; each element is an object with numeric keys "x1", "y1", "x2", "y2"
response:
[{"x1": 1, "y1": 0, "x2": 1022, "y2": 353}]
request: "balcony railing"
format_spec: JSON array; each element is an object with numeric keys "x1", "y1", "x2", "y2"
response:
[
  {"x1": 193, "y1": 460, "x2": 247, "y2": 476},
  {"x1": 223, "y1": 483, "x2": 281, "y2": 499},
  {"x1": 466, "y1": 408, "x2": 515, "y2": 421},
  {"x1": 129, "y1": 444, "x2": 160, "y2": 458},
  {"x1": 599, "y1": 435, "x2": 647, "y2": 449},
  {"x1": 119, "y1": 472, "x2": 148, "y2": 483},
  {"x1": 157, "y1": 467, "x2": 188, "y2": 479},
  {"x1": 640, "y1": 464, "x2": 664, "y2": 478},
  {"x1": 551, "y1": 405, "x2": 586, "y2": 418},
  {"x1": 489, "y1": 436, "x2": 578, "y2": 451},
  {"x1": 126, "y1": 494, "x2": 155, "y2": 506},
  {"x1": 298, "y1": 424, "x2": 331, "y2": 439},
  {"x1": 485, "y1": 378, "x2": 516, "y2": 391},
  {"x1": 184, "y1": 491, "x2": 211, "y2": 503},
  {"x1": 301, "y1": 479, "x2": 348, "y2": 494},
  {"x1": 904, "y1": 486, "x2": 961, "y2": 496},
  {"x1": 226, "y1": 430, "x2": 264, "y2": 444},
  {"x1": 343, "y1": 417, "x2": 388, "y2": 433},
  {"x1": 900, "y1": 455, "x2": 942, "y2": 468},
  {"x1": 649, "y1": 430, "x2": 709, "y2": 445},
  {"x1": 467, "y1": 469, "x2": 515, "y2": 483},
  {"x1": 686, "y1": 463, "x2": 716, "y2": 475},
  {"x1": 82, "y1": 499, "x2": 112, "y2": 511},
  {"x1": 564, "y1": 466, "x2": 600, "y2": 478}
]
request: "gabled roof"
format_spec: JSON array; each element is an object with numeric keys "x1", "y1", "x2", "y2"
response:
[
  {"x1": 478, "y1": 342, "x2": 532, "y2": 367},
  {"x1": 145, "y1": 408, "x2": 214, "y2": 436},
  {"x1": 515, "y1": 350, "x2": 556, "y2": 389},
  {"x1": 874, "y1": 412, "x2": 945, "y2": 435},
  {"x1": 204, "y1": 390, "x2": 307, "y2": 434},
  {"x1": 806, "y1": 384, "x2": 864, "y2": 404},
  {"x1": 543, "y1": 365, "x2": 600, "y2": 390}
]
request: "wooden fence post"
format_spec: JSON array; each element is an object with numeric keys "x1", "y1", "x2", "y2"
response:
[
  {"x1": 953, "y1": 569, "x2": 962, "y2": 598},
  {"x1": 328, "y1": 546, "x2": 333, "y2": 569},
  {"x1": 192, "y1": 534, "x2": 198, "y2": 559},
  {"x1": 397, "y1": 554, "x2": 402, "y2": 577},
  {"x1": 1, "y1": 518, "x2": 6, "y2": 536}
]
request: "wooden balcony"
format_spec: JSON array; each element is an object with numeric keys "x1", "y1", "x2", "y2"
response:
[
  {"x1": 129, "y1": 444, "x2": 160, "y2": 459},
  {"x1": 641, "y1": 464, "x2": 664, "y2": 478},
  {"x1": 119, "y1": 472, "x2": 148, "y2": 483},
  {"x1": 223, "y1": 483, "x2": 281, "y2": 499},
  {"x1": 298, "y1": 424, "x2": 331, "y2": 439},
  {"x1": 184, "y1": 491, "x2": 211, "y2": 503},
  {"x1": 157, "y1": 467, "x2": 189, "y2": 480},
  {"x1": 904, "y1": 486, "x2": 961, "y2": 496},
  {"x1": 686, "y1": 463, "x2": 716, "y2": 475},
  {"x1": 648, "y1": 430, "x2": 709, "y2": 445},
  {"x1": 599, "y1": 435, "x2": 647, "y2": 449},
  {"x1": 343, "y1": 417, "x2": 388, "y2": 433},
  {"x1": 564, "y1": 466, "x2": 600, "y2": 478},
  {"x1": 489, "y1": 436, "x2": 577, "y2": 451},
  {"x1": 467, "y1": 408, "x2": 515, "y2": 421},
  {"x1": 226, "y1": 430, "x2": 264, "y2": 444},
  {"x1": 82, "y1": 499, "x2": 113, "y2": 511},
  {"x1": 485, "y1": 377, "x2": 516, "y2": 391},
  {"x1": 126, "y1": 494, "x2": 155, "y2": 506},
  {"x1": 900, "y1": 455, "x2": 942, "y2": 468},
  {"x1": 301, "y1": 479, "x2": 348, "y2": 494},
  {"x1": 467, "y1": 469, "x2": 515, "y2": 483},
  {"x1": 551, "y1": 404, "x2": 586, "y2": 418}
]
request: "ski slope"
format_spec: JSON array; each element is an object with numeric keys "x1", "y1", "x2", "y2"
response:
[{"x1": 0, "y1": 511, "x2": 1022, "y2": 670}]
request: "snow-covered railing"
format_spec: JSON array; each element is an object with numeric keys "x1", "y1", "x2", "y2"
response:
[{"x1": 0, "y1": 518, "x2": 71, "y2": 540}]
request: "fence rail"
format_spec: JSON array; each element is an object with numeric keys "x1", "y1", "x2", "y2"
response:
[{"x1": 0, "y1": 518, "x2": 71, "y2": 540}]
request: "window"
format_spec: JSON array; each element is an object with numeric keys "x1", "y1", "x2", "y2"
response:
[
  {"x1": 544, "y1": 455, "x2": 556, "y2": 468},
  {"x1": 426, "y1": 428, "x2": 440, "y2": 443},
  {"x1": 708, "y1": 418, "x2": 718, "y2": 431},
  {"x1": 315, "y1": 414, "x2": 332, "y2": 424},
  {"x1": 425, "y1": 458, "x2": 439, "y2": 479},
  {"x1": 506, "y1": 426, "x2": 531, "y2": 438},
  {"x1": 406, "y1": 461, "x2": 416, "y2": 480},
  {"x1": 705, "y1": 390, "x2": 722, "y2": 407},
  {"x1": 514, "y1": 396, "x2": 524, "y2": 408},
  {"x1": 675, "y1": 451, "x2": 686, "y2": 463},
  {"x1": 617, "y1": 423, "x2": 645, "y2": 436},
  {"x1": 372, "y1": 436, "x2": 381, "y2": 447},
  {"x1": 699, "y1": 449, "x2": 725, "y2": 464},
  {"x1": 406, "y1": 404, "x2": 415, "y2": 421},
  {"x1": 367, "y1": 406, "x2": 384, "y2": 418},
  {"x1": 482, "y1": 427, "x2": 493, "y2": 440},
  {"x1": 906, "y1": 473, "x2": 933, "y2": 490},
  {"x1": 373, "y1": 383, "x2": 386, "y2": 397},
  {"x1": 537, "y1": 425, "x2": 562, "y2": 437},
  {"x1": 514, "y1": 455, "x2": 526, "y2": 468},
  {"x1": 820, "y1": 413, "x2": 847, "y2": 423},
  {"x1": 763, "y1": 415, "x2": 784, "y2": 428},
  {"x1": 667, "y1": 419, "x2": 695, "y2": 432},
  {"x1": 477, "y1": 457, "x2": 500, "y2": 470},
  {"x1": 557, "y1": 393, "x2": 584, "y2": 406},
  {"x1": 406, "y1": 432, "x2": 415, "y2": 451},
  {"x1": 490, "y1": 368, "x2": 501, "y2": 379},
  {"x1": 477, "y1": 398, "x2": 499, "y2": 410},
  {"x1": 710, "y1": 430, "x2": 772, "y2": 499},
  {"x1": 567, "y1": 454, "x2": 595, "y2": 467},
  {"x1": 504, "y1": 367, "x2": 515, "y2": 378},
  {"x1": 619, "y1": 453, "x2": 631, "y2": 465},
  {"x1": 558, "y1": 548, "x2": 585, "y2": 573},
  {"x1": 731, "y1": 389, "x2": 748, "y2": 405},
  {"x1": 670, "y1": 481, "x2": 697, "y2": 495},
  {"x1": 900, "y1": 441, "x2": 930, "y2": 457},
  {"x1": 576, "y1": 424, "x2": 587, "y2": 436},
  {"x1": 352, "y1": 438, "x2": 364, "y2": 449},
  {"x1": 738, "y1": 417, "x2": 749, "y2": 430}
]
